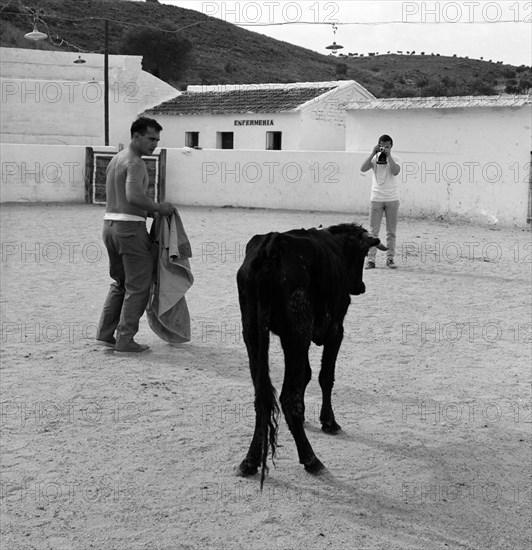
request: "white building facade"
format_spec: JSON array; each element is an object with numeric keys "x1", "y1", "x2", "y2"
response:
[
  {"x1": 144, "y1": 81, "x2": 375, "y2": 151},
  {"x1": 345, "y1": 95, "x2": 532, "y2": 224},
  {"x1": 0, "y1": 47, "x2": 178, "y2": 146}
]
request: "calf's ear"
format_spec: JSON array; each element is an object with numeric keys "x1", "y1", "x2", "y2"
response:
[{"x1": 362, "y1": 234, "x2": 387, "y2": 251}]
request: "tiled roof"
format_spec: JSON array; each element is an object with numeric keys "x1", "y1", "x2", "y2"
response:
[
  {"x1": 346, "y1": 95, "x2": 532, "y2": 110},
  {"x1": 145, "y1": 85, "x2": 338, "y2": 115}
]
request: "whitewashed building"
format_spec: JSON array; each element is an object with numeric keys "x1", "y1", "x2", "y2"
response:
[
  {"x1": 144, "y1": 81, "x2": 375, "y2": 151},
  {"x1": 345, "y1": 95, "x2": 532, "y2": 224},
  {"x1": 0, "y1": 47, "x2": 178, "y2": 146}
]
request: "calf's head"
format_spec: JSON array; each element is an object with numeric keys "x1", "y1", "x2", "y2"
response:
[{"x1": 326, "y1": 223, "x2": 387, "y2": 295}]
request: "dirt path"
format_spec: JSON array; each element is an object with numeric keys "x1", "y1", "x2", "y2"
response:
[{"x1": 1, "y1": 204, "x2": 530, "y2": 550}]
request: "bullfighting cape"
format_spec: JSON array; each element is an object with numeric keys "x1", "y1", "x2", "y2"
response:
[{"x1": 147, "y1": 208, "x2": 194, "y2": 343}]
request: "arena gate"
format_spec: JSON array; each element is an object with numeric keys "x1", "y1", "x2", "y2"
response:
[{"x1": 84, "y1": 147, "x2": 166, "y2": 205}]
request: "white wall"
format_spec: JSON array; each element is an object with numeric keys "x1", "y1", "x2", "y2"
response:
[
  {"x1": 164, "y1": 147, "x2": 529, "y2": 226},
  {"x1": 1, "y1": 143, "x2": 528, "y2": 227},
  {"x1": 0, "y1": 143, "x2": 89, "y2": 202},
  {"x1": 0, "y1": 47, "x2": 178, "y2": 146},
  {"x1": 346, "y1": 106, "x2": 531, "y2": 224},
  {"x1": 165, "y1": 149, "x2": 367, "y2": 212}
]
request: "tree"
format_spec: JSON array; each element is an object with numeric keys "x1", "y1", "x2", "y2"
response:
[
  {"x1": 335, "y1": 63, "x2": 347, "y2": 78},
  {"x1": 505, "y1": 79, "x2": 518, "y2": 93},
  {"x1": 469, "y1": 78, "x2": 497, "y2": 95},
  {"x1": 382, "y1": 81, "x2": 395, "y2": 97},
  {"x1": 120, "y1": 27, "x2": 192, "y2": 82},
  {"x1": 518, "y1": 79, "x2": 531, "y2": 93}
]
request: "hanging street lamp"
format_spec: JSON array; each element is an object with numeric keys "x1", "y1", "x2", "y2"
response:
[
  {"x1": 325, "y1": 23, "x2": 344, "y2": 54},
  {"x1": 24, "y1": 14, "x2": 47, "y2": 41}
]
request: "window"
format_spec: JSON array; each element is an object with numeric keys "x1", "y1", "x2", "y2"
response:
[
  {"x1": 217, "y1": 132, "x2": 234, "y2": 149},
  {"x1": 266, "y1": 131, "x2": 282, "y2": 150},
  {"x1": 185, "y1": 131, "x2": 199, "y2": 147}
]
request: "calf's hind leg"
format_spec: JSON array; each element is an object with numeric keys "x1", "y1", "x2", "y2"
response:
[
  {"x1": 280, "y1": 338, "x2": 325, "y2": 474},
  {"x1": 237, "y1": 294, "x2": 265, "y2": 477},
  {"x1": 238, "y1": 409, "x2": 263, "y2": 476}
]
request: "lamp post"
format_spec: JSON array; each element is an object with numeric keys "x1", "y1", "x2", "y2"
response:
[
  {"x1": 25, "y1": 15, "x2": 110, "y2": 146},
  {"x1": 104, "y1": 19, "x2": 109, "y2": 146},
  {"x1": 71, "y1": 23, "x2": 109, "y2": 145}
]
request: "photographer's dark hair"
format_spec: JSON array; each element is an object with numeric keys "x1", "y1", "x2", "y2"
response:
[
  {"x1": 131, "y1": 117, "x2": 163, "y2": 137},
  {"x1": 378, "y1": 134, "x2": 393, "y2": 146}
]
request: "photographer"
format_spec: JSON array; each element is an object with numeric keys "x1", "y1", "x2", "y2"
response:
[{"x1": 360, "y1": 134, "x2": 401, "y2": 269}]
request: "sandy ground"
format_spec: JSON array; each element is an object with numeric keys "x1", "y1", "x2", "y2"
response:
[{"x1": 0, "y1": 203, "x2": 531, "y2": 550}]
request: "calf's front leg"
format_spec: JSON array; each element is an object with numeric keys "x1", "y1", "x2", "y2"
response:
[{"x1": 319, "y1": 327, "x2": 343, "y2": 434}]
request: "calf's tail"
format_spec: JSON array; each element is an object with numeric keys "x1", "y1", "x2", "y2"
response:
[{"x1": 254, "y1": 247, "x2": 280, "y2": 490}]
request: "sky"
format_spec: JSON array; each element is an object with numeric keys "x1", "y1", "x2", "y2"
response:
[{"x1": 161, "y1": 0, "x2": 531, "y2": 67}]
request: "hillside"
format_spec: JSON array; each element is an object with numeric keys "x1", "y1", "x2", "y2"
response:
[{"x1": 1, "y1": 0, "x2": 530, "y2": 96}]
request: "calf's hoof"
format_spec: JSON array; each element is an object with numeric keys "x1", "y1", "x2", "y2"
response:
[
  {"x1": 237, "y1": 459, "x2": 259, "y2": 477},
  {"x1": 303, "y1": 456, "x2": 326, "y2": 474},
  {"x1": 321, "y1": 420, "x2": 342, "y2": 434}
]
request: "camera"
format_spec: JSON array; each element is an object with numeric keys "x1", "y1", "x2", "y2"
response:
[
  {"x1": 379, "y1": 146, "x2": 385, "y2": 153},
  {"x1": 376, "y1": 146, "x2": 387, "y2": 164}
]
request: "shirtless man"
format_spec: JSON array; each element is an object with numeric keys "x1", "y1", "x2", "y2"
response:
[{"x1": 96, "y1": 117, "x2": 174, "y2": 352}]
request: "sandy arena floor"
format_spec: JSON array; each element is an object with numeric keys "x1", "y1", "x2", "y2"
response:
[{"x1": 1, "y1": 203, "x2": 531, "y2": 550}]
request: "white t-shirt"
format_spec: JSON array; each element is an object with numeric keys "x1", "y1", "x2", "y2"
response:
[{"x1": 370, "y1": 154, "x2": 401, "y2": 202}]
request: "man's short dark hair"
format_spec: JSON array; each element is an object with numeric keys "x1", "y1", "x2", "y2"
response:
[
  {"x1": 378, "y1": 134, "x2": 393, "y2": 146},
  {"x1": 131, "y1": 117, "x2": 163, "y2": 137}
]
